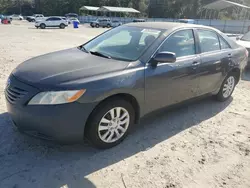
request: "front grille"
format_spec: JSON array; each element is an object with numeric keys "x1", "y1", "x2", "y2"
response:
[{"x1": 5, "y1": 86, "x2": 28, "y2": 104}]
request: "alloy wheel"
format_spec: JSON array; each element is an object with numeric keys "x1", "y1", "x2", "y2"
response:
[
  {"x1": 98, "y1": 107, "x2": 130, "y2": 143},
  {"x1": 222, "y1": 76, "x2": 235, "y2": 98}
]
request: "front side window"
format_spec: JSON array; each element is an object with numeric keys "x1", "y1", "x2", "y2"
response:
[
  {"x1": 83, "y1": 26, "x2": 163, "y2": 61},
  {"x1": 47, "y1": 17, "x2": 56, "y2": 21},
  {"x1": 198, "y1": 30, "x2": 220, "y2": 53},
  {"x1": 159, "y1": 29, "x2": 196, "y2": 58}
]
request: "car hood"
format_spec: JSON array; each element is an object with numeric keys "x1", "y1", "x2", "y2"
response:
[
  {"x1": 237, "y1": 40, "x2": 250, "y2": 48},
  {"x1": 12, "y1": 48, "x2": 130, "y2": 88}
]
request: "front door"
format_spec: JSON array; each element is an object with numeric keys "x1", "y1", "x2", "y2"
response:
[
  {"x1": 145, "y1": 29, "x2": 201, "y2": 112},
  {"x1": 46, "y1": 17, "x2": 54, "y2": 26}
]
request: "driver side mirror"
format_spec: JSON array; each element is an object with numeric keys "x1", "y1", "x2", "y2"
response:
[{"x1": 151, "y1": 51, "x2": 176, "y2": 66}]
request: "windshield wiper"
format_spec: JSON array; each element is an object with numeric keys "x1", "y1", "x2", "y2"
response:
[{"x1": 90, "y1": 51, "x2": 111, "y2": 59}]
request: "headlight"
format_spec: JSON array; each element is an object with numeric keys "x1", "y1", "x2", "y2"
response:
[{"x1": 28, "y1": 89, "x2": 86, "y2": 105}]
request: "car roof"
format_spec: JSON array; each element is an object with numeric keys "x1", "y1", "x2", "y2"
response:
[{"x1": 126, "y1": 22, "x2": 215, "y2": 31}]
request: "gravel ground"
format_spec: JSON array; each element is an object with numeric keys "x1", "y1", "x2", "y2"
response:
[{"x1": 0, "y1": 21, "x2": 250, "y2": 188}]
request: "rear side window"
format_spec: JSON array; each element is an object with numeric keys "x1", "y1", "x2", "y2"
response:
[
  {"x1": 159, "y1": 29, "x2": 196, "y2": 58},
  {"x1": 219, "y1": 36, "x2": 231, "y2": 49},
  {"x1": 197, "y1": 30, "x2": 220, "y2": 53}
]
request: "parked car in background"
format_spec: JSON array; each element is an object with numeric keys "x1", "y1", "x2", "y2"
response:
[
  {"x1": 90, "y1": 18, "x2": 111, "y2": 28},
  {"x1": 178, "y1": 19, "x2": 195, "y2": 24},
  {"x1": 11, "y1": 14, "x2": 23, "y2": 20},
  {"x1": 6, "y1": 22, "x2": 247, "y2": 149},
  {"x1": 0, "y1": 14, "x2": 12, "y2": 23},
  {"x1": 35, "y1": 16, "x2": 68, "y2": 29},
  {"x1": 111, "y1": 20, "x2": 122, "y2": 27},
  {"x1": 67, "y1": 17, "x2": 80, "y2": 24},
  {"x1": 65, "y1": 13, "x2": 78, "y2": 18},
  {"x1": 236, "y1": 31, "x2": 250, "y2": 68},
  {"x1": 27, "y1": 14, "x2": 44, "y2": 22},
  {"x1": 133, "y1": 19, "x2": 146, "y2": 22}
]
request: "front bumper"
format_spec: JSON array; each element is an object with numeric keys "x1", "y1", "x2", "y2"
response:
[
  {"x1": 6, "y1": 101, "x2": 96, "y2": 143},
  {"x1": 5, "y1": 75, "x2": 97, "y2": 143}
]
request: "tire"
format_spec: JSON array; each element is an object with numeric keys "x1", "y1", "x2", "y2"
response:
[
  {"x1": 31, "y1": 19, "x2": 35, "y2": 22},
  {"x1": 85, "y1": 98, "x2": 135, "y2": 149},
  {"x1": 40, "y1": 23, "x2": 46, "y2": 29},
  {"x1": 60, "y1": 24, "x2": 65, "y2": 29},
  {"x1": 107, "y1": 24, "x2": 111, "y2": 28},
  {"x1": 215, "y1": 73, "x2": 236, "y2": 102},
  {"x1": 96, "y1": 24, "x2": 99, "y2": 28}
]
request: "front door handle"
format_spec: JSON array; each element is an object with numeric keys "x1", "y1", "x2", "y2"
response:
[
  {"x1": 192, "y1": 61, "x2": 201, "y2": 66},
  {"x1": 191, "y1": 61, "x2": 201, "y2": 70}
]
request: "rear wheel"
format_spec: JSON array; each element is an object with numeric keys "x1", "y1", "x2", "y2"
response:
[
  {"x1": 107, "y1": 24, "x2": 111, "y2": 28},
  {"x1": 60, "y1": 23, "x2": 65, "y2": 29},
  {"x1": 215, "y1": 74, "x2": 236, "y2": 102},
  {"x1": 40, "y1": 23, "x2": 46, "y2": 29},
  {"x1": 85, "y1": 99, "x2": 135, "y2": 149},
  {"x1": 96, "y1": 24, "x2": 99, "y2": 28}
]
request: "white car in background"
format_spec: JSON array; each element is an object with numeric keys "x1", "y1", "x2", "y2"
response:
[
  {"x1": 111, "y1": 20, "x2": 122, "y2": 27},
  {"x1": 236, "y1": 31, "x2": 250, "y2": 68},
  {"x1": 35, "y1": 16, "x2": 68, "y2": 29},
  {"x1": 27, "y1": 14, "x2": 44, "y2": 22},
  {"x1": 67, "y1": 17, "x2": 80, "y2": 24},
  {"x1": 10, "y1": 14, "x2": 24, "y2": 20}
]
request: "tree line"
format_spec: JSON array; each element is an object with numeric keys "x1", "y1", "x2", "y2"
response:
[{"x1": 0, "y1": 0, "x2": 249, "y2": 19}]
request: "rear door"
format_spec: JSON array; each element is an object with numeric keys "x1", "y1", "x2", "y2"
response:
[
  {"x1": 52, "y1": 17, "x2": 61, "y2": 26},
  {"x1": 99, "y1": 19, "x2": 105, "y2": 26},
  {"x1": 195, "y1": 29, "x2": 232, "y2": 95}
]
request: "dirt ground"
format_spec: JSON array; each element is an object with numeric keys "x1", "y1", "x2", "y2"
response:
[{"x1": 0, "y1": 21, "x2": 250, "y2": 188}]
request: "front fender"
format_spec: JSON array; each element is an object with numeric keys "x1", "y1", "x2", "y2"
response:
[{"x1": 63, "y1": 66, "x2": 146, "y2": 114}]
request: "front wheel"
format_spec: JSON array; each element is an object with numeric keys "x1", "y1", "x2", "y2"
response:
[
  {"x1": 85, "y1": 99, "x2": 135, "y2": 149},
  {"x1": 40, "y1": 23, "x2": 46, "y2": 29},
  {"x1": 60, "y1": 24, "x2": 65, "y2": 29},
  {"x1": 215, "y1": 74, "x2": 236, "y2": 102},
  {"x1": 96, "y1": 24, "x2": 99, "y2": 28}
]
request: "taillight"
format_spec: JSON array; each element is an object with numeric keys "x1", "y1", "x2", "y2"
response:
[{"x1": 246, "y1": 48, "x2": 249, "y2": 57}]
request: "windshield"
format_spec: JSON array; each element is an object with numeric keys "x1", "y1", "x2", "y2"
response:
[
  {"x1": 241, "y1": 31, "x2": 250, "y2": 41},
  {"x1": 82, "y1": 26, "x2": 163, "y2": 61}
]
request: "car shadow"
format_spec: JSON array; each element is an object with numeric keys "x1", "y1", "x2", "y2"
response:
[
  {"x1": 241, "y1": 68, "x2": 250, "y2": 81},
  {"x1": 0, "y1": 96, "x2": 232, "y2": 188}
]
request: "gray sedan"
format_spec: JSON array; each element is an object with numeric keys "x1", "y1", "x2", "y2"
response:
[{"x1": 5, "y1": 22, "x2": 247, "y2": 149}]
